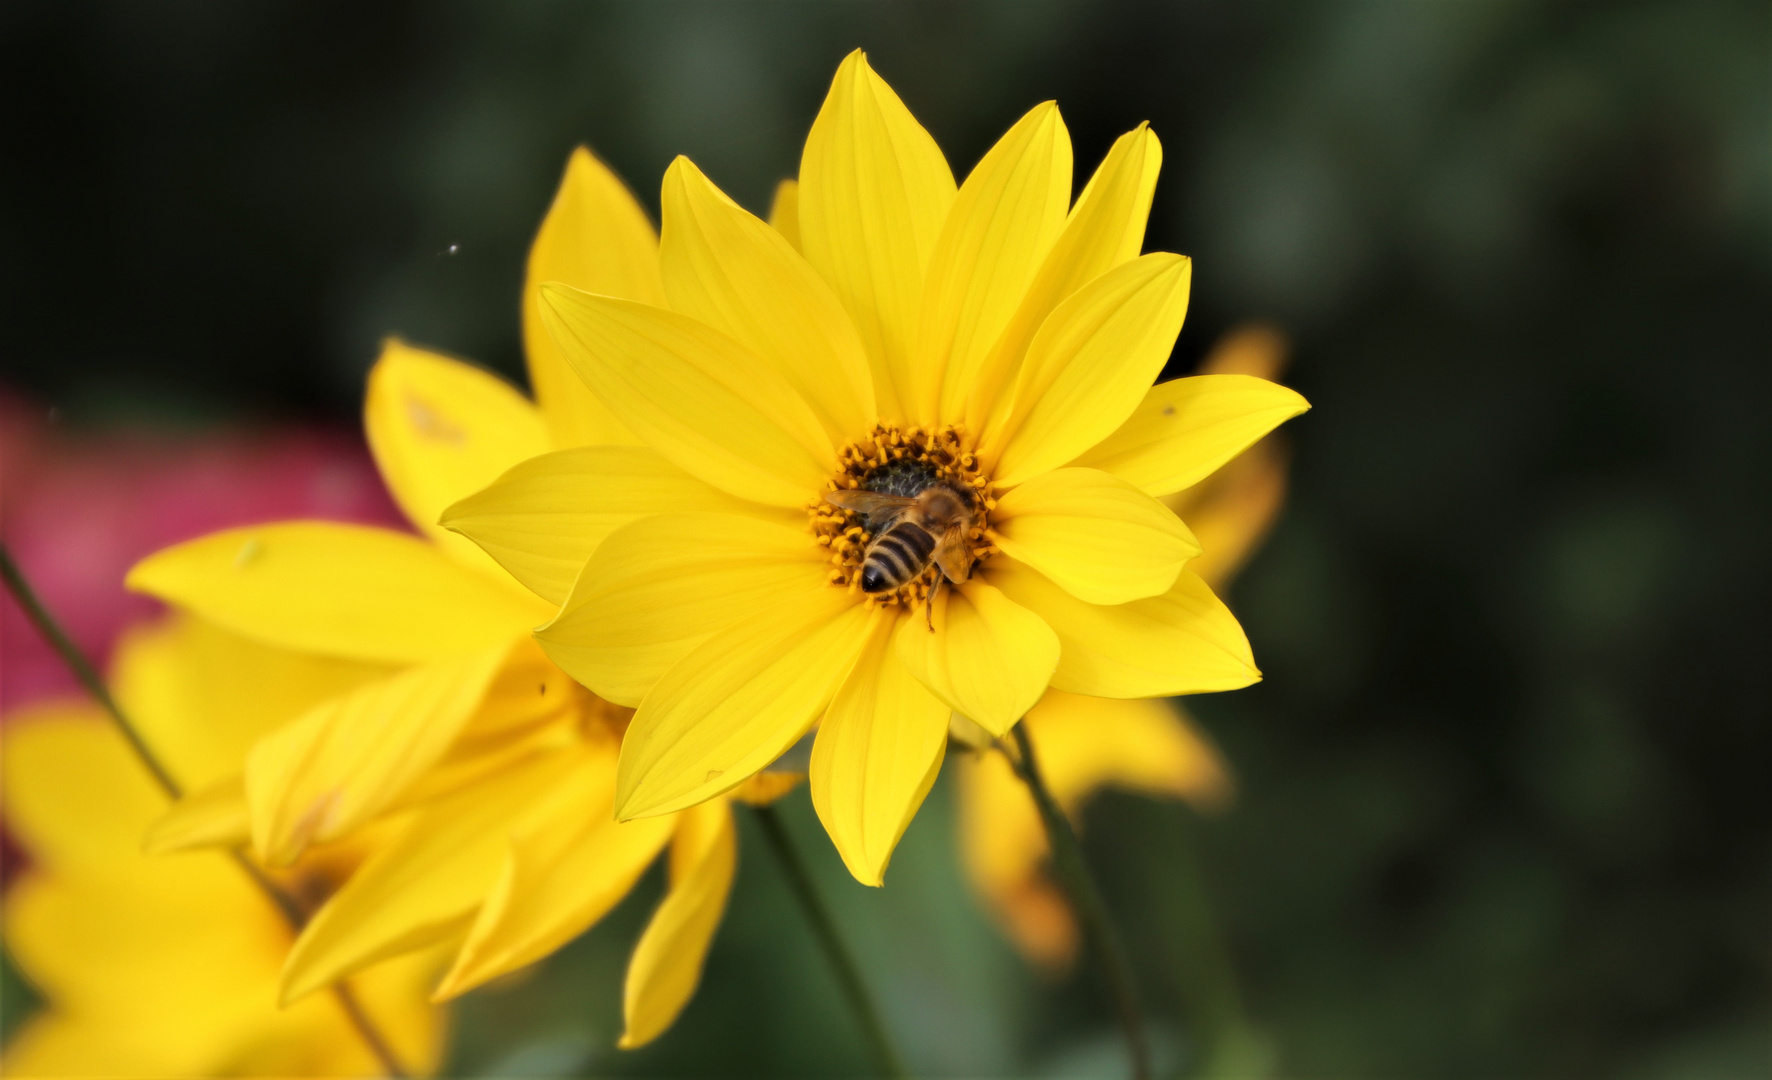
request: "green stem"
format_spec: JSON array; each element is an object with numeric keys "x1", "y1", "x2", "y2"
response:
[
  {"x1": 1160, "y1": 806, "x2": 1268, "y2": 1079},
  {"x1": 1, "y1": 545, "x2": 183, "y2": 800},
  {"x1": 1, "y1": 543, "x2": 410, "y2": 1079},
  {"x1": 750, "y1": 802, "x2": 907, "y2": 1078},
  {"x1": 1006, "y1": 723, "x2": 1153, "y2": 1080}
]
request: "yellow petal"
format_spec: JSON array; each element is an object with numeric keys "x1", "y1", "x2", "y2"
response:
[
  {"x1": 279, "y1": 746, "x2": 583, "y2": 1004},
  {"x1": 244, "y1": 646, "x2": 507, "y2": 866},
  {"x1": 991, "y1": 467, "x2": 1200, "y2": 605},
  {"x1": 729, "y1": 770, "x2": 805, "y2": 806},
  {"x1": 1, "y1": 861, "x2": 294, "y2": 1077},
  {"x1": 1025, "y1": 691, "x2": 1232, "y2": 811},
  {"x1": 393, "y1": 638, "x2": 583, "y2": 809},
  {"x1": 965, "y1": 125, "x2": 1162, "y2": 434},
  {"x1": 955, "y1": 689, "x2": 1229, "y2": 971},
  {"x1": 2, "y1": 709, "x2": 448, "y2": 1077},
  {"x1": 363, "y1": 339, "x2": 550, "y2": 577},
  {"x1": 126, "y1": 523, "x2": 551, "y2": 664},
  {"x1": 923, "y1": 100, "x2": 1072, "y2": 424},
  {"x1": 1155, "y1": 325, "x2": 1297, "y2": 586},
  {"x1": 456, "y1": 636, "x2": 585, "y2": 738},
  {"x1": 767, "y1": 178, "x2": 801, "y2": 251},
  {"x1": 1168, "y1": 437, "x2": 1289, "y2": 590},
  {"x1": 441, "y1": 445, "x2": 789, "y2": 605},
  {"x1": 111, "y1": 613, "x2": 391, "y2": 792},
  {"x1": 619, "y1": 799, "x2": 737, "y2": 1049},
  {"x1": 1064, "y1": 127, "x2": 1163, "y2": 274},
  {"x1": 946, "y1": 711, "x2": 996, "y2": 751},
  {"x1": 990, "y1": 252, "x2": 1193, "y2": 486},
  {"x1": 660, "y1": 157, "x2": 875, "y2": 442},
  {"x1": 799, "y1": 49, "x2": 956, "y2": 422},
  {"x1": 540, "y1": 285, "x2": 833, "y2": 506},
  {"x1": 332, "y1": 950, "x2": 450, "y2": 1078},
  {"x1": 524, "y1": 146, "x2": 664, "y2": 448},
  {"x1": 396, "y1": 710, "x2": 577, "y2": 812},
  {"x1": 537, "y1": 512, "x2": 827, "y2": 707},
  {"x1": 810, "y1": 617, "x2": 949, "y2": 885},
  {"x1": 954, "y1": 739, "x2": 1077, "y2": 970},
  {"x1": 3, "y1": 858, "x2": 254, "y2": 1008},
  {"x1": 1, "y1": 707, "x2": 162, "y2": 870},
  {"x1": 989, "y1": 560, "x2": 1258, "y2": 698},
  {"x1": 894, "y1": 580, "x2": 1058, "y2": 736},
  {"x1": 141, "y1": 775, "x2": 249, "y2": 855},
  {"x1": 6, "y1": 870, "x2": 444, "y2": 1078},
  {"x1": 1072, "y1": 373, "x2": 1310, "y2": 498},
  {"x1": 616, "y1": 587, "x2": 871, "y2": 819},
  {"x1": 432, "y1": 741, "x2": 675, "y2": 999},
  {"x1": 1197, "y1": 321, "x2": 1288, "y2": 381}
]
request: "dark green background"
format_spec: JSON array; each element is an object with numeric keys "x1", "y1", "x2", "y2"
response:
[{"x1": 3, "y1": 2, "x2": 1768, "y2": 1076}]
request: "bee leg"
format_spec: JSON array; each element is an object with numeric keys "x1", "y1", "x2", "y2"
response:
[{"x1": 924, "y1": 577, "x2": 941, "y2": 633}]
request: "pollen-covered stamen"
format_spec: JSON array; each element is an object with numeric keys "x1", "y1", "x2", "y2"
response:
[{"x1": 808, "y1": 422, "x2": 999, "y2": 608}]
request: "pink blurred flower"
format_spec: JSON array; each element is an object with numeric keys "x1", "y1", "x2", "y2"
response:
[{"x1": 0, "y1": 391, "x2": 405, "y2": 714}]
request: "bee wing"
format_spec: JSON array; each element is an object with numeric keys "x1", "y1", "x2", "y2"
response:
[
  {"x1": 932, "y1": 521, "x2": 975, "y2": 584},
  {"x1": 824, "y1": 489, "x2": 915, "y2": 518}
]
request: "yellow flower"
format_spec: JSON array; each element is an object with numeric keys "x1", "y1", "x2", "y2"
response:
[
  {"x1": 124, "y1": 149, "x2": 772, "y2": 1046},
  {"x1": 0, "y1": 615, "x2": 443, "y2": 1077},
  {"x1": 446, "y1": 51, "x2": 1310, "y2": 886},
  {"x1": 957, "y1": 324, "x2": 1293, "y2": 969}
]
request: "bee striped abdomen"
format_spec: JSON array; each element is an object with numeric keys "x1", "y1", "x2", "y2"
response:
[{"x1": 861, "y1": 521, "x2": 936, "y2": 593}]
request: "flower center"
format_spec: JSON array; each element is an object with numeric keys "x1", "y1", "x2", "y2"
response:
[{"x1": 810, "y1": 423, "x2": 998, "y2": 607}]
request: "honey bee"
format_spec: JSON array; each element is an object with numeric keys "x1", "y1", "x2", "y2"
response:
[{"x1": 825, "y1": 464, "x2": 983, "y2": 624}]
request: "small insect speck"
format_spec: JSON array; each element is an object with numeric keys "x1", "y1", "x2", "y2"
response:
[
  {"x1": 1162, "y1": 404, "x2": 1176, "y2": 417},
  {"x1": 233, "y1": 538, "x2": 263, "y2": 568},
  {"x1": 437, "y1": 243, "x2": 462, "y2": 258},
  {"x1": 538, "y1": 683, "x2": 547, "y2": 695}
]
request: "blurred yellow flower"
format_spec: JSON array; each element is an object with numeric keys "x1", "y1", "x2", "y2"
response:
[
  {"x1": 956, "y1": 325, "x2": 1293, "y2": 970},
  {"x1": 448, "y1": 50, "x2": 1309, "y2": 885},
  {"x1": 0, "y1": 615, "x2": 443, "y2": 1077},
  {"x1": 123, "y1": 149, "x2": 773, "y2": 1047}
]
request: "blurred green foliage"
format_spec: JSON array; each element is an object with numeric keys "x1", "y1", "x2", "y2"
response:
[{"x1": 2, "y1": 1, "x2": 1767, "y2": 1076}]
